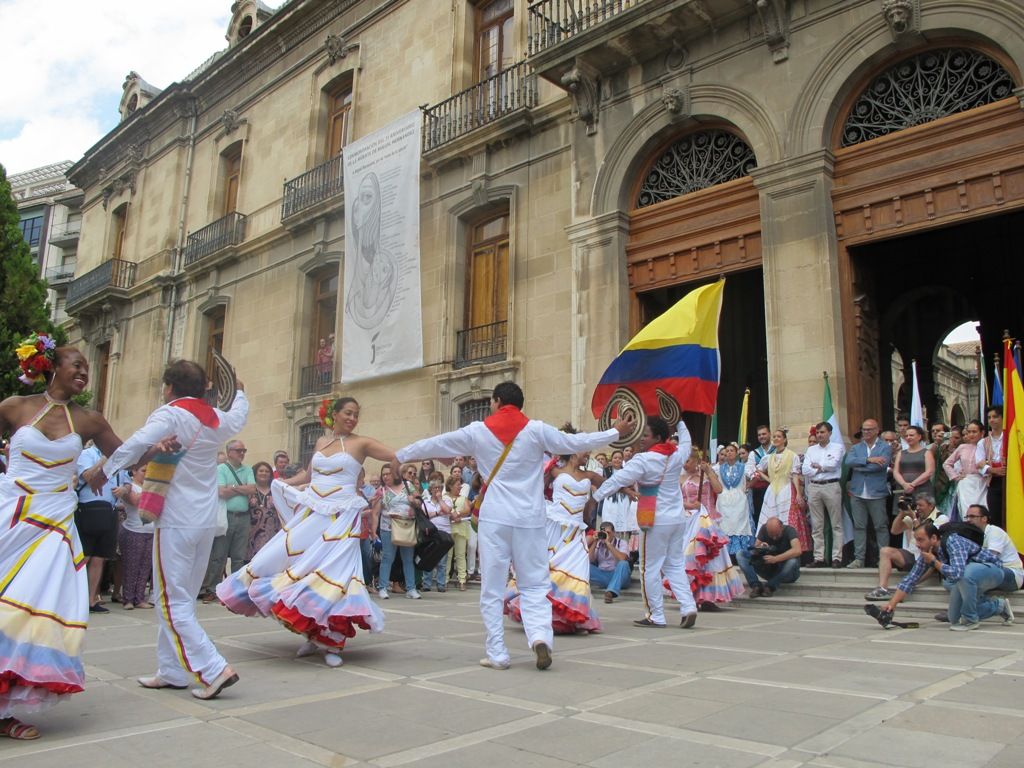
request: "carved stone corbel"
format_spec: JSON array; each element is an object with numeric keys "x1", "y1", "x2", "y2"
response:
[
  {"x1": 221, "y1": 109, "x2": 247, "y2": 136},
  {"x1": 881, "y1": 0, "x2": 918, "y2": 39},
  {"x1": 661, "y1": 85, "x2": 690, "y2": 119},
  {"x1": 471, "y1": 178, "x2": 489, "y2": 208},
  {"x1": 324, "y1": 34, "x2": 358, "y2": 65},
  {"x1": 751, "y1": 0, "x2": 790, "y2": 63},
  {"x1": 561, "y1": 61, "x2": 600, "y2": 136}
]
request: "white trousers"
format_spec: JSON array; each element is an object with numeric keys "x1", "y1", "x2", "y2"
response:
[
  {"x1": 153, "y1": 527, "x2": 228, "y2": 686},
  {"x1": 640, "y1": 520, "x2": 698, "y2": 624},
  {"x1": 478, "y1": 521, "x2": 552, "y2": 664},
  {"x1": 466, "y1": 525, "x2": 478, "y2": 574}
]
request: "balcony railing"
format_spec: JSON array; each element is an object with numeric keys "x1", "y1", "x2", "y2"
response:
[
  {"x1": 45, "y1": 261, "x2": 77, "y2": 285},
  {"x1": 282, "y1": 154, "x2": 344, "y2": 220},
  {"x1": 183, "y1": 211, "x2": 246, "y2": 267},
  {"x1": 455, "y1": 320, "x2": 508, "y2": 368},
  {"x1": 48, "y1": 220, "x2": 81, "y2": 245},
  {"x1": 299, "y1": 363, "x2": 333, "y2": 397},
  {"x1": 66, "y1": 258, "x2": 136, "y2": 308},
  {"x1": 422, "y1": 62, "x2": 538, "y2": 152},
  {"x1": 528, "y1": 0, "x2": 647, "y2": 54}
]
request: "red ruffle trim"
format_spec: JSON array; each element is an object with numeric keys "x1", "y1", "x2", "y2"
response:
[
  {"x1": 0, "y1": 671, "x2": 83, "y2": 696},
  {"x1": 270, "y1": 602, "x2": 370, "y2": 650},
  {"x1": 549, "y1": 597, "x2": 591, "y2": 627}
]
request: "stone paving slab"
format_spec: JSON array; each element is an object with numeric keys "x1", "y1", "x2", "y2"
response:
[{"x1": 6, "y1": 590, "x2": 1023, "y2": 767}]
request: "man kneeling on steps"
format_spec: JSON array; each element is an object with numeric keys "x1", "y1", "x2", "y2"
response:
[{"x1": 736, "y1": 517, "x2": 802, "y2": 597}]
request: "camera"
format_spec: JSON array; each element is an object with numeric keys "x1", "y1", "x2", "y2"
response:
[
  {"x1": 596, "y1": 531, "x2": 607, "y2": 540},
  {"x1": 896, "y1": 495, "x2": 914, "y2": 512}
]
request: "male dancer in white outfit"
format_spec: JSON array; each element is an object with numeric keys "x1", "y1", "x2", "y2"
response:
[
  {"x1": 397, "y1": 382, "x2": 631, "y2": 670},
  {"x1": 594, "y1": 416, "x2": 696, "y2": 628},
  {"x1": 88, "y1": 360, "x2": 248, "y2": 699}
]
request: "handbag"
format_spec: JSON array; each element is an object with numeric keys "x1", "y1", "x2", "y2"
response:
[
  {"x1": 137, "y1": 429, "x2": 201, "y2": 524},
  {"x1": 636, "y1": 457, "x2": 669, "y2": 529},
  {"x1": 470, "y1": 439, "x2": 516, "y2": 524},
  {"x1": 391, "y1": 516, "x2": 417, "y2": 547}
]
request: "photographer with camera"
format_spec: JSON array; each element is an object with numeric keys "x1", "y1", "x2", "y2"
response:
[
  {"x1": 588, "y1": 521, "x2": 632, "y2": 603},
  {"x1": 882, "y1": 520, "x2": 1012, "y2": 631},
  {"x1": 736, "y1": 517, "x2": 802, "y2": 597},
  {"x1": 865, "y1": 492, "x2": 948, "y2": 601}
]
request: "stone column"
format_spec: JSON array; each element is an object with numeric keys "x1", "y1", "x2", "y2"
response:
[
  {"x1": 751, "y1": 150, "x2": 850, "y2": 435},
  {"x1": 565, "y1": 211, "x2": 631, "y2": 429}
]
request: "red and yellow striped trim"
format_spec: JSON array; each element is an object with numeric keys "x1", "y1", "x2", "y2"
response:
[{"x1": 21, "y1": 449, "x2": 75, "y2": 469}]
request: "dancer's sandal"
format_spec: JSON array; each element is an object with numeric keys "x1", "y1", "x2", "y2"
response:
[
  {"x1": 138, "y1": 675, "x2": 187, "y2": 690},
  {"x1": 0, "y1": 718, "x2": 40, "y2": 740},
  {"x1": 191, "y1": 667, "x2": 239, "y2": 700}
]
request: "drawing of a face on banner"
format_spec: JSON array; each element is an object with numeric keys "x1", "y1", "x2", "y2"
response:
[{"x1": 346, "y1": 172, "x2": 396, "y2": 330}]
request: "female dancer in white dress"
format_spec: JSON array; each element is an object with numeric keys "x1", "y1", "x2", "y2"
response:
[
  {"x1": 0, "y1": 342, "x2": 130, "y2": 740},
  {"x1": 506, "y1": 446, "x2": 604, "y2": 633},
  {"x1": 714, "y1": 443, "x2": 753, "y2": 555},
  {"x1": 218, "y1": 397, "x2": 396, "y2": 666}
]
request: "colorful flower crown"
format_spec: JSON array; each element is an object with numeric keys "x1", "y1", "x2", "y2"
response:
[
  {"x1": 318, "y1": 397, "x2": 338, "y2": 429},
  {"x1": 15, "y1": 332, "x2": 57, "y2": 386}
]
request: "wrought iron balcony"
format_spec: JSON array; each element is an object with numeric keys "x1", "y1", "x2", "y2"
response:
[
  {"x1": 455, "y1": 320, "x2": 508, "y2": 368},
  {"x1": 282, "y1": 154, "x2": 344, "y2": 220},
  {"x1": 528, "y1": 0, "x2": 649, "y2": 55},
  {"x1": 48, "y1": 220, "x2": 81, "y2": 247},
  {"x1": 183, "y1": 211, "x2": 246, "y2": 267},
  {"x1": 422, "y1": 62, "x2": 538, "y2": 153},
  {"x1": 299, "y1": 363, "x2": 333, "y2": 397},
  {"x1": 45, "y1": 261, "x2": 77, "y2": 286},
  {"x1": 66, "y1": 258, "x2": 136, "y2": 310}
]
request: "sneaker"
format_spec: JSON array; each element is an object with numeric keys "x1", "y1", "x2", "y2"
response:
[
  {"x1": 324, "y1": 652, "x2": 343, "y2": 668},
  {"x1": 762, "y1": 587, "x2": 776, "y2": 597},
  {"x1": 437, "y1": 586, "x2": 447, "y2": 593},
  {"x1": 865, "y1": 587, "x2": 893, "y2": 601},
  {"x1": 406, "y1": 589, "x2": 422, "y2": 599},
  {"x1": 748, "y1": 584, "x2": 764, "y2": 598},
  {"x1": 479, "y1": 657, "x2": 510, "y2": 670},
  {"x1": 89, "y1": 603, "x2": 109, "y2": 614},
  {"x1": 420, "y1": 586, "x2": 432, "y2": 592},
  {"x1": 680, "y1": 612, "x2": 697, "y2": 629},
  {"x1": 604, "y1": 591, "x2": 615, "y2": 604},
  {"x1": 377, "y1": 589, "x2": 389, "y2": 600},
  {"x1": 533, "y1": 642, "x2": 552, "y2": 670},
  {"x1": 950, "y1": 621, "x2": 981, "y2": 631},
  {"x1": 846, "y1": 560, "x2": 864, "y2": 569},
  {"x1": 831, "y1": 559, "x2": 843, "y2": 569},
  {"x1": 1000, "y1": 599, "x2": 1015, "y2": 626},
  {"x1": 934, "y1": 611, "x2": 949, "y2": 623}
]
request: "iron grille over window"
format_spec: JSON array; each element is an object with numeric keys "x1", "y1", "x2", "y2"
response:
[
  {"x1": 299, "y1": 423, "x2": 325, "y2": 468},
  {"x1": 841, "y1": 48, "x2": 1016, "y2": 147},
  {"x1": 635, "y1": 130, "x2": 756, "y2": 208},
  {"x1": 458, "y1": 399, "x2": 491, "y2": 428}
]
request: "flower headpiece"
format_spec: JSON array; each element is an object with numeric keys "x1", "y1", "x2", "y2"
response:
[
  {"x1": 318, "y1": 397, "x2": 336, "y2": 429},
  {"x1": 15, "y1": 332, "x2": 57, "y2": 386}
]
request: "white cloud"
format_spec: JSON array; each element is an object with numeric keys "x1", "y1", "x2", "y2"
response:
[{"x1": 0, "y1": 0, "x2": 261, "y2": 174}]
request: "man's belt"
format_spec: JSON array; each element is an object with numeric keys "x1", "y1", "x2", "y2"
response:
[{"x1": 810, "y1": 479, "x2": 840, "y2": 485}]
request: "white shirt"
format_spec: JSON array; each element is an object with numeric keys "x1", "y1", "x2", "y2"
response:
[
  {"x1": 745, "y1": 444, "x2": 774, "y2": 480},
  {"x1": 424, "y1": 496, "x2": 451, "y2": 533},
  {"x1": 397, "y1": 417, "x2": 618, "y2": 529},
  {"x1": 801, "y1": 442, "x2": 845, "y2": 482},
  {"x1": 593, "y1": 422, "x2": 691, "y2": 526},
  {"x1": 122, "y1": 482, "x2": 154, "y2": 534},
  {"x1": 976, "y1": 433, "x2": 1004, "y2": 475},
  {"x1": 983, "y1": 524, "x2": 1024, "y2": 588},
  {"x1": 105, "y1": 392, "x2": 249, "y2": 529}
]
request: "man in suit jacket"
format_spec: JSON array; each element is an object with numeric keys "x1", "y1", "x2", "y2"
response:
[{"x1": 843, "y1": 418, "x2": 892, "y2": 568}]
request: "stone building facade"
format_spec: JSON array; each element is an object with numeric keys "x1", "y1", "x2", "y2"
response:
[{"x1": 64, "y1": 0, "x2": 1024, "y2": 463}]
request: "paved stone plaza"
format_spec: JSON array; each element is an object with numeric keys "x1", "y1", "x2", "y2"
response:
[{"x1": 6, "y1": 594, "x2": 1023, "y2": 767}]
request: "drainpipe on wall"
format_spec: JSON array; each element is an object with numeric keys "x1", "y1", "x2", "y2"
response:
[{"x1": 163, "y1": 96, "x2": 198, "y2": 366}]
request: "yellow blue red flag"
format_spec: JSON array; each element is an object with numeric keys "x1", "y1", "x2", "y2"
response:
[
  {"x1": 1004, "y1": 337, "x2": 1024, "y2": 547},
  {"x1": 591, "y1": 279, "x2": 724, "y2": 418}
]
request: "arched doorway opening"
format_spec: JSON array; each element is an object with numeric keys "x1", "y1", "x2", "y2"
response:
[
  {"x1": 627, "y1": 126, "x2": 767, "y2": 444},
  {"x1": 831, "y1": 43, "x2": 1024, "y2": 428}
]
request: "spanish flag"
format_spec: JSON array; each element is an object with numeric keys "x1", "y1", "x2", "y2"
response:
[
  {"x1": 591, "y1": 279, "x2": 724, "y2": 418},
  {"x1": 1004, "y1": 337, "x2": 1024, "y2": 548}
]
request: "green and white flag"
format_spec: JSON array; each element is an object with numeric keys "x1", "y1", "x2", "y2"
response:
[
  {"x1": 708, "y1": 410, "x2": 718, "y2": 459},
  {"x1": 823, "y1": 372, "x2": 843, "y2": 446}
]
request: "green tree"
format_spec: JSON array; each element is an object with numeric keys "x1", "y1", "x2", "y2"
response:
[{"x1": 0, "y1": 162, "x2": 61, "y2": 402}]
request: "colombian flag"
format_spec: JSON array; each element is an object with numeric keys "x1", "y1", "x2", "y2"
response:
[
  {"x1": 591, "y1": 280, "x2": 724, "y2": 418},
  {"x1": 1004, "y1": 337, "x2": 1024, "y2": 548}
]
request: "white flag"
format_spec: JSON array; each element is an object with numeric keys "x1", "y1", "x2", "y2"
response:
[{"x1": 910, "y1": 360, "x2": 924, "y2": 429}]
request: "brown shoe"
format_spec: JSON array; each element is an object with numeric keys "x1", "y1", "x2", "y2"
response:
[{"x1": 604, "y1": 591, "x2": 615, "y2": 604}]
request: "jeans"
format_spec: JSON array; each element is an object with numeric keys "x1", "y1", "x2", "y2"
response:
[
  {"x1": 360, "y1": 537, "x2": 374, "y2": 587},
  {"x1": 379, "y1": 528, "x2": 415, "y2": 591},
  {"x1": 849, "y1": 495, "x2": 888, "y2": 563},
  {"x1": 590, "y1": 561, "x2": 632, "y2": 595},
  {"x1": 736, "y1": 550, "x2": 801, "y2": 591},
  {"x1": 421, "y1": 553, "x2": 449, "y2": 590},
  {"x1": 948, "y1": 562, "x2": 1008, "y2": 624}
]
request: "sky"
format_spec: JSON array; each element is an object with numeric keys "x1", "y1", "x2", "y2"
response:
[{"x1": 0, "y1": 1, "x2": 254, "y2": 174}]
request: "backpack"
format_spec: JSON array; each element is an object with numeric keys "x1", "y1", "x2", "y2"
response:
[{"x1": 937, "y1": 521, "x2": 985, "y2": 561}]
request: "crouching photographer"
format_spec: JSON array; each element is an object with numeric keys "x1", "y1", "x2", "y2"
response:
[
  {"x1": 736, "y1": 517, "x2": 802, "y2": 597},
  {"x1": 879, "y1": 520, "x2": 1014, "y2": 631}
]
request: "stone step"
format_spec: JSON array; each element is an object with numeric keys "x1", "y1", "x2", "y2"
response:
[{"x1": 738, "y1": 593, "x2": 955, "y2": 620}]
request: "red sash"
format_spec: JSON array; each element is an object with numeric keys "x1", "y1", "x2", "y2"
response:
[
  {"x1": 170, "y1": 397, "x2": 220, "y2": 429},
  {"x1": 483, "y1": 405, "x2": 528, "y2": 445}
]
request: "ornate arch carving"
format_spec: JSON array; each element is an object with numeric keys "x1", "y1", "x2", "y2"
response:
[
  {"x1": 589, "y1": 84, "x2": 780, "y2": 217},
  {"x1": 634, "y1": 129, "x2": 756, "y2": 208},
  {"x1": 787, "y1": 0, "x2": 1024, "y2": 156}
]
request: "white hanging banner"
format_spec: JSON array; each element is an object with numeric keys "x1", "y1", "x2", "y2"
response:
[{"x1": 341, "y1": 110, "x2": 423, "y2": 382}]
